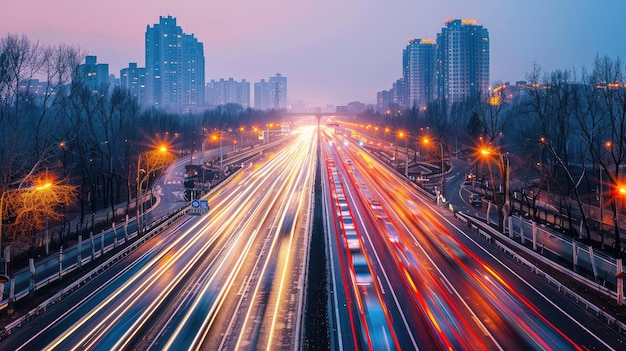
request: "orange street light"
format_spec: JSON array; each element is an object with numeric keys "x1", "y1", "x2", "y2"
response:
[
  {"x1": 136, "y1": 144, "x2": 175, "y2": 236},
  {"x1": 479, "y1": 146, "x2": 510, "y2": 234},
  {"x1": 422, "y1": 137, "x2": 446, "y2": 201}
]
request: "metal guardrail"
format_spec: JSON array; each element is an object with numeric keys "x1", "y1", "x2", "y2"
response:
[
  {"x1": 1, "y1": 208, "x2": 186, "y2": 335},
  {"x1": 0, "y1": 168, "x2": 245, "y2": 336},
  {"x1": 455, "y1": 211, "x2": 626, "y2": 336}
]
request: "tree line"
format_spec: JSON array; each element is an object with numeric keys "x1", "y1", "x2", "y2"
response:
[
  {"x1": 358, "y1": 56, "x2": 626, "y2": 256},
  {"x1": 0, "y1": 33, "x2": 280, "y2": 251}
]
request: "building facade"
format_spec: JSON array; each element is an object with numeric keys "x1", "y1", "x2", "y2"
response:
[
  {"x1": 254, "y1": 79, "x2": 270, "y2": 110},
  {"x1": 76, "y1": 56, "x2": 109, "y2": 94},
  {"x1": 268, "y1": 73, "x2": 287, "y2": 110},
  {"x1": 120, "y1": 63, "x2": 147, "y2": 105},
  {"x1": 254, "y1": 74, "x2": 287, "y2": 110},
  {"x1": 206, "y1": 78, "x2": 250, "y2": 108},
  {"x1": 436, "y1": 18, "x2": 490, "y2": 105},
  {"x1": 145, "y1": 16, "x2": 205, "y2": 112},
  {"x1": 403, "y1": 38, "x2": 437, "y2": 110}
]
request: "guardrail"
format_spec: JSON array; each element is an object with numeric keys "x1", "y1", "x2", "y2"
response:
[
  {"x1": 0, "y1": 208, "x2": 186, "y2": 335},
  {"x1": 0, "y1": 167, "x2": 244, "y2": 337},
  {"x1": 455, "y1": 211, "x2": 626, "y2": 336}
]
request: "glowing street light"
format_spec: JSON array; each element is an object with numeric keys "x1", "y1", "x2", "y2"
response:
[
  {"x1": 480, "y1": 146, "x2": 510, "y2": 234},
  {"x1": 397, "y1": 131, "x2": 408, "y2": 178},
  {"x1": 423, "y1": 137, "x2": 446, "y2": 202},
  {"x1": 136, "y1": 144, "x2": 175, "y2": 236},
  {"x1": 0, "y1": 176, "x2": 73, "y2": 314}
]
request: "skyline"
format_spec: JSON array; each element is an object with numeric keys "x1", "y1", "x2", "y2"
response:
[{"x1": 3, "y1": 0, "x2": 626, "y2": 107}]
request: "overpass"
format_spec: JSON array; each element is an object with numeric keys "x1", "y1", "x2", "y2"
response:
[{"x1": 281, "y1": 111, "x2": 357, "y2": 118}]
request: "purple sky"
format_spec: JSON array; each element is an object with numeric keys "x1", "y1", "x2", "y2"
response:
[{"x1": 4, "y1": 0, "x2": 626, "y2": 107}]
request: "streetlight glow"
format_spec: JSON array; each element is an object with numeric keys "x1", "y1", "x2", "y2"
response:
[{"x1": 35, "y1": 183, "x2": 52, "y2": 191}]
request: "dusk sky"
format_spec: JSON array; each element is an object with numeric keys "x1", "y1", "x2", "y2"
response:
[{"x1": 4, "y1": 0, "x2": 626, "y2": 107}]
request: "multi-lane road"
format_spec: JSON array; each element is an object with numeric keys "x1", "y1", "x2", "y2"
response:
[
  {"x1": 321, "y1": 128, "x2": 625, "y2": 350},
  {"x1": 2, "y1": 127, "x2": 316, "y2": 350},
  {"x1": 1, "y1": 123, "x2": 625, "y2": 350}
]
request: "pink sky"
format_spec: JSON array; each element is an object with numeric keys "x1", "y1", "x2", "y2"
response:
[{"x1": 4, "y1": 0, "x2": 626, "y2": 106}]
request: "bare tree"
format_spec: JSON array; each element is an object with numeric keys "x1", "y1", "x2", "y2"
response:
[{"x1": 584, "y1": 55, "x2": 626, "y2": 256}]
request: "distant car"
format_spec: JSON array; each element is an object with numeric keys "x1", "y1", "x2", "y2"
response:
[
  {"x1": 469, "y1": 193, "x2": 482, "y2": 205},
  {"x1": 352, "y1": 253, "x2": 373, "y2": 286}
]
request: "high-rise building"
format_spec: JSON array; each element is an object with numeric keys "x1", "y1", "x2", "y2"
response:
[
  {"x1": 268, "y1": 73, "x2": 287, "y2": 110},
  {"x1": 254, "y1": 79, "x2": 270, "y2": 110},
  {"x1": 76, "y1": 56, "x2": 109, "y2": 93},
  {"x1": 145, "y1": 16, "x2": 205, "y2": 112},
  {"x1": 120, "y1": 63, "x2": 147, "y2": 105},
  {"x1": 436, "y1": 19, "x2": 490, "y2": 105},
  {"x1": 255, "y1": 74, "x2": 287, "y2": 110},
  {"x1": 403, "y1": 38, "x2": 437, "y2": 110},
  {"x1": 206, "y1": 78, "x2": 250, "y2": 108}
]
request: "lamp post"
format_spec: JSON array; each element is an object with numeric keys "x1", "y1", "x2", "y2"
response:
[
  {"x1": 385, "y1": 128, "x2": 390, "y2": 148},
  {"x1": 0, "y1": 186, "x2": 49, "y2": 272},
  {"x1": 136, "y1": 153, "x2": 147, "y2": 236},
  {"x1": 398, "y1": 131, "x2": 408, "y2": 178},
  {"x1": 600, "y1": 141, "x2": 612, "y2": 248},
  {"x1": 423, "y1": 138, "x2": 446, "y2": 201},
  {"x1": 1, "y1": 181, "x2": 53, "y2": 313},
  {"x1": 239, "y1": 127, "x2": 244, "y2": 150},
  {"x1": 136, "y1": 145, "x2": 173, "y2": 236},
  {"x1": 218, "y1": 132, "x2": 223, "y2": 180},
  {"x1": 480, "y1": 147, "x2": 510, "y2": 234}
]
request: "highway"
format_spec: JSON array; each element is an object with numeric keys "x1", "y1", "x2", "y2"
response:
[
  {"x1": 321, "y1": 128, "x2": 625, "y2": 350},
  {"x1": 1, "y1": 126, "x2": 317, "y2": 351},
  {"x1": 2, "y1": 124, "x2": 626, "y2": 350}
]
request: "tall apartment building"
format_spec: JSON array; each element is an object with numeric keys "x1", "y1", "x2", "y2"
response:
[
  {"x1": 145, "y1": 16, "x2": 205, "y2": 112},
  {"x1": 436, "y1": 19, "x2": 490, "y2": 105},
  {"x1": 120, "y1": 63, "x2": 147, "y2": 105},
  {"x1": 377, "y1": 89, "x2": 393, "y2": 114},
  {"x1": 403, "y1": 38, "x2": 437, "y2": 110},
  {"x1": 76, "y1": 56, "x2": 109, "y2": 93},
  {"x1": 268, "y1": 73, "x2": 287, "y2": 110},
  {"x1": 254, "y1": 79, "x2": 270, "y2": 110},
  {"x1": 206, "y1": 78, "x2": 250, "y2": 108},
  {"x1": 255, "y1": 74, "x2": 287, "y2": 110}
]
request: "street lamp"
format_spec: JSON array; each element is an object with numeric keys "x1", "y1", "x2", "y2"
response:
[
  {"x1": 398, "y1": 131, "x2": 408, "y2": 178},
  {"x1": 216, "y1": 132, "x2": 223, "y2": 180},
  {"x1": 480, "y1": 147, "x2": 510, "y2": 234},
  {"x1": 599, "y1": 141, "x2": 612, "y2": 247},
  {"x1": 0, "y1": 180, "x2": 54, "y2": 313},
  {"x1": 615, "y1": 183, "x2": 626, "y2": 257},
  {"x1": 136, "y1": 144, "x2": 173, "y2": 236},
  {"x1": 423, "y1": 137, "x2": 446, "y2": 202},
  {"x1": 239, "y1": 127, "x2": 245, "y2": 149},
  {"x1": 1, "y1": 185, "x2": 51, "y2": 270}
]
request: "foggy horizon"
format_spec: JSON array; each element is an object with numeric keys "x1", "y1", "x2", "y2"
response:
[{"x1": 3, "y1": 0, "x2": 626, "y2": 107}]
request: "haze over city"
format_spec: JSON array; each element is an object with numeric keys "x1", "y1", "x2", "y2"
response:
[{"x1": 4, "y1": 0, "x2": 626, "y2": 106}]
